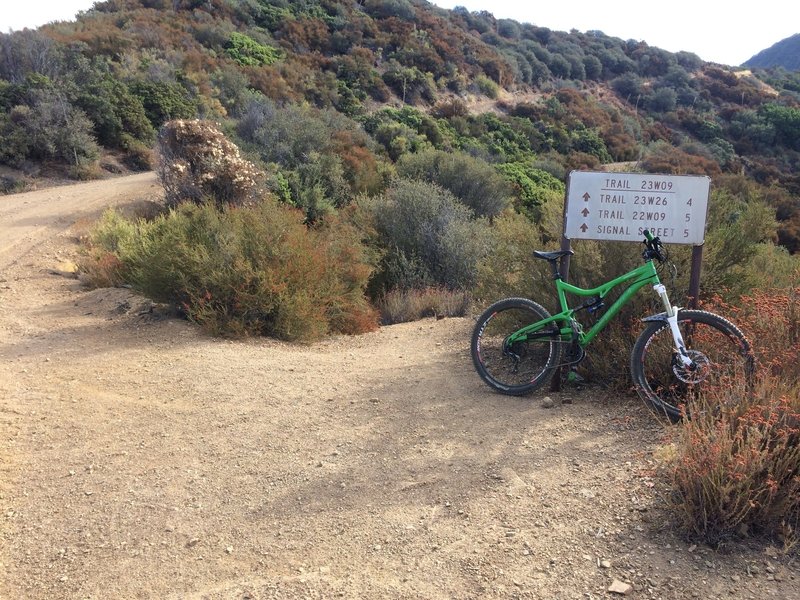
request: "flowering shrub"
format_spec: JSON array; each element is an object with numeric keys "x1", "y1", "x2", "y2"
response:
[
  {"x1": 157, "y1": 119, "x2": 264, "y2": 209},
  {"x1": 667, "y1": 287, "x2": 800, "y2": 546},
  {"x1": 668, "y1": 378, "x2": 800, "y2": 546},
  {"x1": 703, "y1": 288, "x2": 800, "y2": 384}
]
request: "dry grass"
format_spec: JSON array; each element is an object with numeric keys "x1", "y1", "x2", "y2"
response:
[{"x1": 377, "y1": 287, "x2": 471, "y2": 325}]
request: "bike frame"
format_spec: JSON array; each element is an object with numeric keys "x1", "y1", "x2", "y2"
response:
[{"x1": 507, "y1": 259, "x2": 661, "y2": 349}]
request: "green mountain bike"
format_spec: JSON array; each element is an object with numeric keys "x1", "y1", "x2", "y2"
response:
[{"x1": 470, "y1": 230, "x2": 755, "y2": 422}]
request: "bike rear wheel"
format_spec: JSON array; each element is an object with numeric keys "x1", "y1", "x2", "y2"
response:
[
  {"x1": 471, "y1": 298, "x2": 562, "y2": 396},
  {"x1": 630, "y1": 309, "x2": 754, "y2": 422}
]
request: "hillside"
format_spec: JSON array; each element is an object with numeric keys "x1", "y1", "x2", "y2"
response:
[
  {"x1": 744, "y1": 33, "x2": 800, "y2": 71},
  {"x1": 1, "y1": 0, "x2": 799, "y2": 251}
]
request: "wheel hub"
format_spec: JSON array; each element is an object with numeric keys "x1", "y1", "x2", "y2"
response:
[{"x1": 672, "y1": 350, "x2": 711, "y2": 384}]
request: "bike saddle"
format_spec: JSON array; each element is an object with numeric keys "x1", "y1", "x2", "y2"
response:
[{"x1": 533, "y1": 250, "x2": 574, "y2": 261}]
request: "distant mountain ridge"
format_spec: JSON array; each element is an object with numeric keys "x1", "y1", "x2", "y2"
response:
[{"x1": 744, "y1": 33, "x2": 800, "y2": 70}]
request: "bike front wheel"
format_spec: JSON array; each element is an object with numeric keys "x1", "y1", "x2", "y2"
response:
[
  {"x1": 471, "y1": 297, "x2": 562, "y2": 396},
  {"x1": 630, "y1": 309, "x2": 755, "y2": 422}
]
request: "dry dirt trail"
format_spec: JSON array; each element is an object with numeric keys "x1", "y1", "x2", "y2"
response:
[{"x1": 0, "y1": 174, "x2": 797, "y2": 599}]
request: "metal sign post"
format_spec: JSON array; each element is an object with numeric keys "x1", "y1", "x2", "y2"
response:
[{"x1": 560, "y1": 170, "x2": 711, "y2": 306}]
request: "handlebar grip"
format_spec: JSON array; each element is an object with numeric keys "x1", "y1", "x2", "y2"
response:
[{"x1": 643, "y1": 229, "x2": 654, "y2": 242}]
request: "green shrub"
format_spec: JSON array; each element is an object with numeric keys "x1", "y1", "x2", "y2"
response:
[
  {"x1": 397, "y1": 149, "x2": 511, "y2": 219},
  {"x1": 496, "y1": 162, "x2": 565, "y2": 220},
  {"x1": 120, "y1": 133, "x2": 155, "y2": 171},
  {"x1": 0, "y1": 92, "x2": 100, "y2": 169},
  {"x1": 226, "y1": 32, "x2": 283, "y2": 67},
  {"x1": 364, "y1": 179, "x2": 491, "y2": 293},
  {"x1": 83, "y1": 202, "x2": 378, "y2": 341},
  {"x1": 75, "y1": 77, "x2": 154, "y2": 148},
  {"x1": 157, "y1": 119, "x2": 264, "y2": 209},
  {"x1": 237, "y1": 96, "x2": 332, "y2": 167},
  {"x1": 701, "y1": 187, "x2": 778, "y2": 299},
  {"x1": 381, "y1": 61, "x2": 436, "y2": 105},
  {"x1": 364, "y1": 0, "x2": 415, "y2": 20},
  {"x1": 474, "y1": 210, "x2": 548, "y2": 305},
  {"x1": 0, "y1": 106, "x2": 32, "y2": 166},
  {"x1": 236, "y1": 95, "x2": 380, "y2": 197},
  {"x1": 370, "y1": 121, "x2": 431, "y2": 161},
  {"x1": 79, "y1": 209, "x2": 138, "y2": 287},
  {"x1": 131, "y1": 80, "x2": 196, "y2": 128},
  {"x1": 286, "y1": 151, "x2": 352, "y2": 223},
  {"x1": 475, "y1": 75, "x2": 499, "y2": 99},
  {"x1": 570, "y1": 126, "x2": 612, "y2": 163}
]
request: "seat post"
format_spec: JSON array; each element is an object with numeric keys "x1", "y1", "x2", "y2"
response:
[
  {"x1": 558, "y1": 239, "x2": 572, "y2": 282},
  {"x1": 550, "y1": 260, "x2": 562, "y2": 280}
]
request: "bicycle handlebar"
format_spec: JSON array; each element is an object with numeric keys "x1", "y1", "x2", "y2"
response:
[{"x1": 642, "y1": 229, "x2": 666, "y2": 262}]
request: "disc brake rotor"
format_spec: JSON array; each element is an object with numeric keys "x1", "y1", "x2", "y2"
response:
[{"x1": 672, "y1": 349, "x2": 711, "y2": 384}]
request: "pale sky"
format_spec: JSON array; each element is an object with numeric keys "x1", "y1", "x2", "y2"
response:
[{"x1": 2, "y1": 1, "x2": 798, "y2": 67}]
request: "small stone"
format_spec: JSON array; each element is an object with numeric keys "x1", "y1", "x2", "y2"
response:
[
  {"x1": 608, "y1": 579, "x2": 632, "y2": 595},
  {"x1": 187, "y1": 538, "x2": 201, "y2": 548},
  {"x1": 225, "y1": 546, "x2": 233, "y2": 554},
  {"x1": 600, "y1": 560, "x2": 612, "y2": 569},
  {"x1": 542, "y1": 397, "x2": 555, "y2": 409}
]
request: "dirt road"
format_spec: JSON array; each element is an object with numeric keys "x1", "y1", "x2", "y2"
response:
[{"x1": 0, "y1": 174, "x2": 797, "y2": 599}]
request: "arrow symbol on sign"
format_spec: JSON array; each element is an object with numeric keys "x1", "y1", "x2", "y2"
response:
[
  {"x1": 582, "y1": 192, "x2": 591, "y2": 202},
  {"x1": 580, "y1": 223, "x2": 588, "y2": 233},
  {"x1": 581, "y1": 207, "x2": 590, "y2": 217}
]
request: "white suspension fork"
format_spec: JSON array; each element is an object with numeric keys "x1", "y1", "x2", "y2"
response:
[{"x1": 653, "y1": 284, "x2": 693, "y2": 367}]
